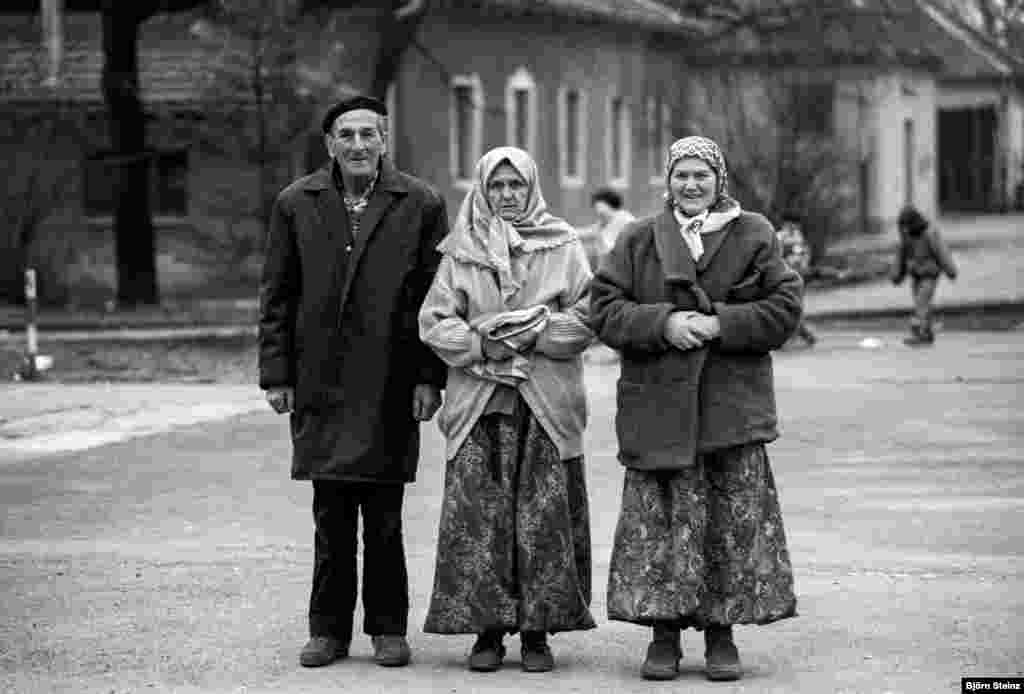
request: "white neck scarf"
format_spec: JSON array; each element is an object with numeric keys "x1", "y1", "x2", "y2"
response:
[{"x1": 673, "y1": 206, "x2": 741, "y2": 261}]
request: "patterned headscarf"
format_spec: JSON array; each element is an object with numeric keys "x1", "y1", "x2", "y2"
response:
[
  {"x1": 665, "y1": 135, "x2": 731, "y2": 207},
  {"x1": 438, "y1": 146, "x2": 576, "y2": 304}
]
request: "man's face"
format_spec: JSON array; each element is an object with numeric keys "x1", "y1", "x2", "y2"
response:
[
  {"x1": 326, "y1": 109, "x2": 385, "y2": 178},
  {"x1": 593, "y1": 200, "x2": 614, "y2": 224},
  {"x1": 486, "y1": 162, "x2": 529, "y2": 221}
]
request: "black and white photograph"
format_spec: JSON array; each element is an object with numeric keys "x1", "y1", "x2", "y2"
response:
[{"x1": 1, "y1": 1, "x2": 1022, "y2": 692}]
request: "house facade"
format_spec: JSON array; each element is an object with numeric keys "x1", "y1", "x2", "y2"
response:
[
  {"x1": 386, "y1": 3, "x2": 703, "y2": 225},
  {"x1": 0, "y1": 1, "x2": 705, "y2": 302},
  {"x1": 685, "y1": 0, "x2": 1024, "y2": 236}
]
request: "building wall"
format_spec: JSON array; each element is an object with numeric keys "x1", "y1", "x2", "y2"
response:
[
  {"x1": 394, "y1": 11, "x2": 686, "y2": 228},
  {"x1": 832, "y1": 69, "x2": 938, "y2": 233},
  {"x1": 934, "y1": 80, "x2": 1023, "y2": 209}
]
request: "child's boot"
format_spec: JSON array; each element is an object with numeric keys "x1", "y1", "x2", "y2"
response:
[
  {"x1": 704, "y1": 625, "x2": 742, "y2": 681},
  {"x1": 642, "y1": 623, "x2": 681, "y2": 680}
]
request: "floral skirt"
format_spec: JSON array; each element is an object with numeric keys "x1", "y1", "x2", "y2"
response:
[
  {"x1": 607, "y1": 443, "x2": 797, "y2": 628},
  {"x1": 423, "y1": 402, "x2": 595, "y2": 634}
]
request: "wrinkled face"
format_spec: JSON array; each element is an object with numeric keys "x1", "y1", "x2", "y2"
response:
[
  {"x1": 669, "y1": 157, "x2": 718, "y2": 217},
  {"x1": 325, "y1": 109, "x2": 385, "y2": 179},
  {"x1": 593, "y1": 200, "x2": 614, "y2": 224},
  {"x1": 486, "y1": 162, "x2": 529, "y2": 221}
]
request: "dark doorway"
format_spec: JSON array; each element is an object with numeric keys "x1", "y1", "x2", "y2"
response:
[{"x1": 938, "y1": 106, "x2": 998, "y2": 211}]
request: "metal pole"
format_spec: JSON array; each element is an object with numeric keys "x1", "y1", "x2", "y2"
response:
[{"x1": 23, "y1": 268, "x2": 39, "y2": 380}]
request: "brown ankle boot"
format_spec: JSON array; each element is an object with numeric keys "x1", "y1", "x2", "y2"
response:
[
  {"x1": 641, "y1": 623, "x2": 681, "y2": 680},
  {"x1": 704, "y1": 625, "x2": 742, "y2": 681}
]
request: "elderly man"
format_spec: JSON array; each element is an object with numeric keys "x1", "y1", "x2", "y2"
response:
[{"x1": 259, "y1": 95, "x2": 448, "y2": 668}]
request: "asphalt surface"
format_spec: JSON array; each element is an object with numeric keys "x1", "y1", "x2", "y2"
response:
[{"x1": 1, "y1": 330, "x2": 1022, "y2": 693}]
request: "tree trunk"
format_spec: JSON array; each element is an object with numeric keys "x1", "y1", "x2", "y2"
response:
[
  {"x1": 368, "y1": 0, "x2": 428, "y2": 100},
  {"x1": 101, "y1": 6, "x2": 159, "y2": 307}
]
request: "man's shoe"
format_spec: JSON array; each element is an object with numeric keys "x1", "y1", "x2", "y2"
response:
[
  {"x1": 520, "y1": 631, "x2": 554, "y2": 673},
  {"x1": 372, "y1": 635, "x2": 411, "y2": 667},
  {"x1": 704, "y1": 626, "x2": 742, "y2": 682},
  {"x1": 641, "y1": 625, "x2": 681, "y2": 680},
  {"x1": 299, "y1": 636, "x2": 349, "y2": 667},
  {"x1": 467, "y1": 632, "x2": 506, "y2": 672}
]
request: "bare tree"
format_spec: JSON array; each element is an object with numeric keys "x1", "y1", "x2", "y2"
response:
[{"x1": 99, "y1": 0, "x2": 209, "y2": 308}]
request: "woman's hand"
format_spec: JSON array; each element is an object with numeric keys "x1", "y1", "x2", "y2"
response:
[
  {"x1": 664, "y1": 312, "x2": 720, "y2": 350},
  {"x1": 664, "y1": 311, "x2": 705, "y2": 350},
  {"x1": 482, "y1": 336, "x2": 518, "y2": 361}
]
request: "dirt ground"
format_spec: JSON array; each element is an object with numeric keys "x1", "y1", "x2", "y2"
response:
[{"x1": 1, "y1": 329, "x2": 1022, "y2": 694}]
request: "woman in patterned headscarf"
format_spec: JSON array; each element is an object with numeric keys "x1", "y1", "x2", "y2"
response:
[
  {"x1": 589, "y1": 136, "x2": 803, "y2": 682},
  {"x1": 419, "y1": 147, "x2": 595, "y2": 673}
]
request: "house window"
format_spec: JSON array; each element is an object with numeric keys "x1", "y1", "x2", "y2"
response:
[
  {"x1": 647, "y1": 94, "x2": 671, "y2": 183},
  {"x1": 83, "y1": 148, "x2": 189, "y2": 218},
  {"x1": 607, "y1": 95, "x2": 630, "y2": 186},
  {"x1": 451, "y1": 74, "x2": 483, "y2": 188},
  {"x1": 559, "y1": 86, "x2": 585, "y2": 187},
  {"x1": 506, "y1": 67, "x2": 537, "y2": 152}
]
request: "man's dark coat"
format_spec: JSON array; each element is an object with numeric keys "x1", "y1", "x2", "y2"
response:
[{"x1": 259, "y1": 159, "x2": 448, "y2": 483}]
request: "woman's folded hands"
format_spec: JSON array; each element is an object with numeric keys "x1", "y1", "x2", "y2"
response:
[{"x1": 664, "y1": 311, "x2": 721, "y2": 351}]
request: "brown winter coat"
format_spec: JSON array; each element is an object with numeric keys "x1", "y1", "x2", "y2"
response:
[
  {"x1": 589, "y1": 208, "x2": 803, "y2": 470},
  {"x1": 258, "y1": 159, "x2": 448, "y2": 483}
]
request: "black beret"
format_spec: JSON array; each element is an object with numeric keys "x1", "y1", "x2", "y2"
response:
[{"x1": 321, "y1": 95, "x2": 388, "y2": 133}]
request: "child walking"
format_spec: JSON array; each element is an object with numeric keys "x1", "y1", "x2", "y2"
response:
[{"x1": 891, "y1": 206, "x2": 957, "y2": 346}]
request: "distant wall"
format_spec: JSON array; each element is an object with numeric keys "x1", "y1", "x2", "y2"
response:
[{"x1": 396, "y1": 10, "x2": 687, "y2": 229}]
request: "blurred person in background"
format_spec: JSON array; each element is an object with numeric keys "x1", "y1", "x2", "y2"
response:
[
  {"x1": 891, "y1": 205, "x2": 957, "y2": 346},
  {"x1": 579, "y1": 188, "x2": 635, "y2": 271},
  {"x1": 776, "y1": 210, "x2": 818, "y2": 346}
]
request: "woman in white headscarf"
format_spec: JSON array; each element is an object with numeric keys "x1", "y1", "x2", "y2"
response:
[
  {"x1": 589, "y1": 136, "x2": 802, "y2": 682},
  {"x1": 419, "y1": 147, "x2": 595, "y2": 673}
]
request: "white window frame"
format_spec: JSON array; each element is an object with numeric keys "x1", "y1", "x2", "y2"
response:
[
  {"x1": 450, "y1": 73, "x2": 484, "y2": 190},
  {"x1": 606, "y1": 94, "x2": 631, "y2": 188},
  {"x1": 385, "y1": 81, "x2": 397, "y2": 159},
  {"x1": 558, "y1": 85, "x2": 587, "y2": 188},
  {"x1": 648, "y1": 95, "x2": 671, "y2": 184},
  {"x1": 505, "y1": 67, "x2": 538, "y2": 153}
]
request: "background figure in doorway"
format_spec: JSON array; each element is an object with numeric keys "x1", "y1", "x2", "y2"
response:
[
  {"x1": 776, "y1": 211, "x2": 817, "y2": 346},
  {"x1": 891, "y1": 206, "x2": 957, "y2": 346},
  {"x1": 579, "y1": 188, "x2": 635, "y2": 271}
]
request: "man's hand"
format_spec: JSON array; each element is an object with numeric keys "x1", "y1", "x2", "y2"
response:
[
  {"x1": 482, "y1": 336, "x2": 518, "y2": 361},
  {"x1": 265, "y1": 386, "x2": 294, "y2": 414},
  {"x1": 664, "y1": 311, "x2": 708, "y2": 351},
  {"x1": 412, "y1": 384, "x2": 442, "y2": 422}
]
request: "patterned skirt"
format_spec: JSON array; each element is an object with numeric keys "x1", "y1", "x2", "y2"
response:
[
  {"x1": 423, "y1": 401, "x2": 596, "y2": 634},
  {"x1": 607, "y1": 443, "x2": 797, "y2": 628}
]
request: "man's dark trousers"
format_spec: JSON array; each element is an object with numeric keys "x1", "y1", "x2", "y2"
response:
[{"x1": 309, "y1": 480, "x2": 408, "y2": 642}]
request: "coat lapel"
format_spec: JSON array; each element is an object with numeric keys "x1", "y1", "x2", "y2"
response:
[
  {"x1": 336, "y1": 159, "x2": 408, "y2": 316},
  {"x1": 652, "y1": 209, "x2": 697, "y2": 284},
  {"x1": 695, "y1": 220, "x2": 735, "y2": 273},
  {"x1": 301, "y1": 166, "x2": 351, "y2": 246}
]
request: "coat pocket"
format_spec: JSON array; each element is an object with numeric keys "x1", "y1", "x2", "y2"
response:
[{"x1": 615, "y1": 379, "x2": 700, "y2": 469}]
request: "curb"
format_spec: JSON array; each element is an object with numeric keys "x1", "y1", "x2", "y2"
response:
[
  {"x1": 805, "y1": 299, "x2": 1024, "y2": 322},
  {"x1": 0, "y1": 324, "x2": 256, "y2": 343}
]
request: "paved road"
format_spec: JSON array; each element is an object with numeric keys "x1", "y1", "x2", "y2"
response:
[{"x1": 1, "y1": 330, "x2": 1022, "y2": 693}]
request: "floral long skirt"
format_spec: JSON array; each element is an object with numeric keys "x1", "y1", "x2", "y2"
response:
[
  {"x1": 423, "y1": 402, "x2": 595, "y2": 634},
  {"x1": 607, "y1": 443, "x2": 797, "y2": 628}
]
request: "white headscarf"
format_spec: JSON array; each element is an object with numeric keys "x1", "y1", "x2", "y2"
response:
[{"x1": 437, "y1": 146, "x2": 576, "y2": 304}]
